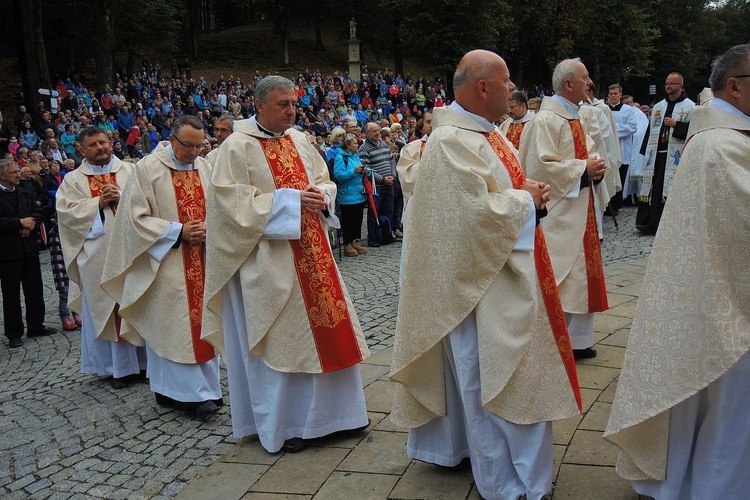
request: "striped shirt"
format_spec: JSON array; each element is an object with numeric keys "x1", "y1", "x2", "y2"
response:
[{"x1": 358, "y1": 139, "x2": 394, "y2": 184}]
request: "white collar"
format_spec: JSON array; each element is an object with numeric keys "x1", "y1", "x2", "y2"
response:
[
  {"x1": 710, "y1": 97, "x2": 750, "y2": 123},
  {"x1": 551, "y1": 95, "x2": 580, "y2": 118},
  {"x1": 448, "y1": 101, "x2": 495, "y2": 132}
]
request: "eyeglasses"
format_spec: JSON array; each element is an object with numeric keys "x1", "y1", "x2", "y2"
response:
[
  {"x1": 172, "y1": 135, "x2": 202, "y2": 150},
  {"x1": 731, "y1": 74, "x2": 750, "y2": 79}
]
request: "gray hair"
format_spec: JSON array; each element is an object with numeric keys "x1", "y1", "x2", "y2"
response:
[
  {"x1": 215, "y1": 112, "x2": 234, "y2": 131},
  {"x1": 552, "y1": 58, "x2": 582, "y2": 94},
  {"x1": 172, "y1": 115, "x2": 204, "y2": 137},
  {"x1": 343, "y1": 133, "x2": 358, "y2": 148},
  {"x1": 255, "y1": 75, "x2": 295, "y2": 104},
  {"x1": 709, "y1": 44, "x2": 750, "y2": 91},
  {"x1": 0, "y1": 158, "x2": 17, "y2": 174},
  {"x1": 453, "y1": 60, "x2": 495, "y2": 90}
]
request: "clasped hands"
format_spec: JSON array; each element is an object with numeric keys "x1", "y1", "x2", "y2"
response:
[
  {"x1": 181, "y1": 220, "x2": 206, "y2": 244},
  {"x1": 586, "y1": 157, "x2": 606, "y2": 182},
  {"x1": 300, "y1": 184, "x2": 328, "y2": 213},
  {"x1": 19, "y1": 216, "x2": 35, "y2": 238},
  {"x1": 522, "y1": 179, "x2": 551, "y2": 210},
  {"x1": 98, "y1": 183, "x2": 120, "y2": 209}
]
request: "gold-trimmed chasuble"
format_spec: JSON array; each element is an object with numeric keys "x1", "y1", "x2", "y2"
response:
[
  {"x1": 169, "y1": 169, "x2": 216, "y2": 363},
  {"x1": 257, "y1": 135, "x2": 363, "y2": 372},
  {"x1": 568, "y1": 119, "x2": 609, "y2": 313},
  {"x1": 485, "y1": 130, "x2": 582, "y2": 411}
]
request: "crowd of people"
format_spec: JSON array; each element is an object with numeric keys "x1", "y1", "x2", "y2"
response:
[{"x1": 1, "y1": 42, "x2": 749, "y2": 499}]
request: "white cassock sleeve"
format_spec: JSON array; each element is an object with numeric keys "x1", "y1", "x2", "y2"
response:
[
  {"x1": 86, "y1": 212, "x2": 105, "y2": 239},
  {"x1": 513, "y1": 193, "x2": 536, "y2": 252},
  {"x1": 263, "y1": 188, "x2": 302, "y2": 240},
  {"x1": 146, "y1": 222, "x2": 183, "y2": 262}
]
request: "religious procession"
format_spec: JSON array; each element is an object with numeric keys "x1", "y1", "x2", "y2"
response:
[{"x1": 2, "y1": 2, "x2": 750, "y2": 498}]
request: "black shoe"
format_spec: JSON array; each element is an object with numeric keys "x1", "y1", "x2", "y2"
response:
[
  {"x1": 27, "y1": 325, "x2": 57, "y2": 337},
  {"x1": 9, "y1": 338, "x2": 23, "y2": 348},
  {"x1": 110, "y1": 377, "x2": 128, "y2": 389},
  {"x1": 368, "y1": 241, "x2": 381, "y2": 248},
  {"x1": 573, "y1": 347, "x2": 598, "y2": 360},
  {"x1": 194, "y1": 401, "x2": 220, "y2": 420},
  {"x1": 282, "y1": 437, "x2": 306, "y2": 453},
  {"x1": 636, "y1": 224, "x2": 657, "y2": 235},
  {"x1": 155, "y1": 393, "x2": 176, "y2": 407}
]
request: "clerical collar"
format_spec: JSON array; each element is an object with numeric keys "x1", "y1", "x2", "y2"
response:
[
  {"x1": 711, "y1": 97, "x2": 750, "y2": 123},
  {"x1": 609, "y1": 101, "x2": 624, "y2": 111},
  {"x1": 552, "y1": 95, "x2": 580, "y2": 118},
  {"x1": 448, "y1": 101, "x2": 495, "y2": 131},
  {"x1": 0, "y1": 183, "x2": 15, "y2": 192},
  {"x1": 515, "y1": 111, "x2": 533, "y2": 123},
  {"x1": 83, "y1": 158, "x2": 114, "y2": 174},
  {"x1": 250, "y1": 116, "x2": 285, "y2": 138},
  {"x1": 166, "y1": 143, "x2": 194, "y2": 170}
]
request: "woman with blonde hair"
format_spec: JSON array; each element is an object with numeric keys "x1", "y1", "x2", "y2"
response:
[
  {"x1": 325, "y1": 126, "x2": 346, "y2": 162},
  {"x1": 333, "y1": 134, "x2": 369, "y2": 256}
]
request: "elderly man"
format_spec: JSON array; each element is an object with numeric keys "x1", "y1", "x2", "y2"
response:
[
  {"x1": 57, "y1": 127, "x2": 144, "y2": 387},
  {"x1": 0, "y1": 159, "x2": 56, "y2": 348},
  {"x1": 499, "y1": 90, "x2": 534, "y2": 149},
  {"x1": 359, "y1": 121, "x2": 396, "y2": 246},
  {"x1": 605, "y1": 44, "x2": 750, "y2": 499},
  {"x1": 519, "y1": 58, "x2": 609, "y2": 360},
  {"x1": 202, "y1": 75, "x2": 370, "y2": 453},
  {"x1": 391, "y1": 50, "x2": 581, "y2": 500},
  {"x1": 101, "y1": 115, "x2": 222, "y2": 418},
  {"x1": 635, "y1": 72, "x2": 695, "y2": 233}
]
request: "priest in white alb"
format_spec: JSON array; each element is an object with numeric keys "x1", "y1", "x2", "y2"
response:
[
  {"x1": 604, "y1": 43, "x2": 750, "y2": 500},
  {"x1": 56, "y1": 126, "x2": 145, "y2": 389},
  {"x1": 202, "y1": 76, "x2": 370, "y2": 454},
  {"x1": 101, "y1": 115, "x2": 222, "y2": 419},
  {"x1": 498, "y1": 89, "x2": 534, "y2": 149},
  {"x1": 519, "y1": 58, "x2": 610, "y2": 360},
  {"x1": 391, "y1": 50, "x2": 581, "y2": 500}
]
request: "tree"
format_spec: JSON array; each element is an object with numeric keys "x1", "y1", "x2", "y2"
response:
[
  {"x1": 577, "y1": 0, "x2": 659, "y2": 96},
  {"x1": 14, "y1": 0, "x2": 51, "y2": 109}
]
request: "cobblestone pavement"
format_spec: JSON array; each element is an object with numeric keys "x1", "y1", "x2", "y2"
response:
[{"x1": 0, "y1": 206, "x2": 652, "y2": 498}]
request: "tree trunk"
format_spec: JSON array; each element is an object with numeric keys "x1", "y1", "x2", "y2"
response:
[
  {"x1": 514, "y1": 64, "x2": 525, "y2": 89},
  {"x1": 313, "y1": 10, "x2": 324, "y2": 51},
  {"x1": 394, "y1": 46, "x2": 404, "y2": 80},
  {"x1": 183, "y1": 0, "x2": 201, "y2": 59},
  {"x1": 126, "y1": 49, "x2": 136, "y2": 79},
  {"x1": 14, "y1": 0, "x2": 51, "y2": 110},
  {"x1": 93, "y1": 0, "x2": 115, "y2": 90}
]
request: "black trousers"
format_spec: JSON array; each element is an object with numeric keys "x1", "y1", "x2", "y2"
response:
[
  {"x1": 610, "y1": 163, "x2": 629, "y2": 209},
  {"x1": 339, "y1": 202, "x2": 366, "y2": 245},
  {"x1": 0, "y1": 255, "x2": 46, "y2": 339}
]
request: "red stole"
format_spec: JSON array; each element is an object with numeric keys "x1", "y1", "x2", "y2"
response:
[
  {"x1": 257, "y1": 135, "x2": 363, "y2": 372},
  {"x1": 88, "y1": 173, "x2": 123, "y2": 340},
  {"x1": 169, "y1": 169, "x2": 215, "y2": 363},
  {"x1": 568, "y1": 120, "x2": 609, "y2": 313},
  {"x1": 484, "y1": 131, "x2": 582, "y2": 411},
  {"x1": 505, "y1": 122, "x2": 526, "y2": 150}
]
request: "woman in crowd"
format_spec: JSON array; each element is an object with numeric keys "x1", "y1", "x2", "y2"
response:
[{"x1": 333, "y1": 133, "x2": 369, "y2": 257}]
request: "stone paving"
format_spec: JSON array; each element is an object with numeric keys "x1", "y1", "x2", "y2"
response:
[{"x1": 1, "y1": 205, "x2": 654, "y2": 499}]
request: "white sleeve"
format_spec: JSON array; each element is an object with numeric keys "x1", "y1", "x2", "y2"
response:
[
  {"x1": 563, "y1": 182, "x2": 581, "y2": 199},
  {"x1": 263, "y1": 188, "x2": 302, "y2": 240},
  {"x1": 513, "y1": 193, "x2": 536, "y2": 252},
  {"x1": 86, "y1": 212, "x2": 105, "y2": 239},
  {"x1": 146, "y1": 222, "x2": 183, "y2": 262}
]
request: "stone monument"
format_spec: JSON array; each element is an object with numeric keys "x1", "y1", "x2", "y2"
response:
[{"x1": 348, "y1": 18, "x2": 361, "y2": 84}]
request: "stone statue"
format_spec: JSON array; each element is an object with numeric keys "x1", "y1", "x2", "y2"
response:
[{"x1": 349, "y1": 18, "x2": 357, "y2": 39}]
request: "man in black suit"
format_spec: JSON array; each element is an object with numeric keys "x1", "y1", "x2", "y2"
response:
[{"x1": 0, "y1": 159, "x2": 56, "y2": 348}]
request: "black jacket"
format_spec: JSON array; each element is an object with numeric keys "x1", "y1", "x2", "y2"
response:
[{"x1": 0, "y1": 187, "x2": 43, "y2": 261}]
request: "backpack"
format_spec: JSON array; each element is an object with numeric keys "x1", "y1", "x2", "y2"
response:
[{"x1": 326, "y1": 153, "x2": 347, "y2": 184}]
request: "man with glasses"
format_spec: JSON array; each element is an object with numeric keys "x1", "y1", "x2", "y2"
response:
[
  {"x1": 102, "y1": 115, "x2": 222, "y2": 419},
  {"x1": 635, "y1": 72, "x2": 695, "y2": 234}
]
